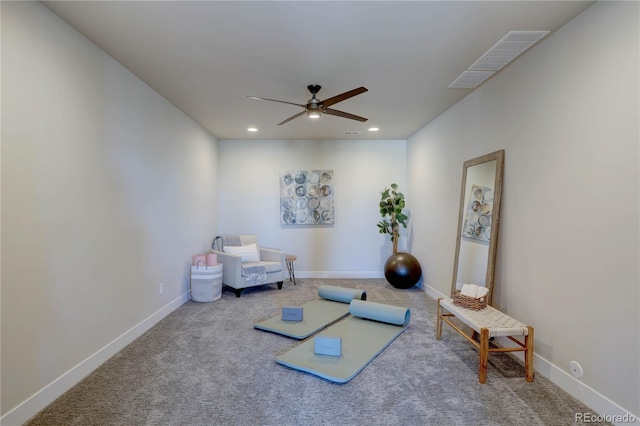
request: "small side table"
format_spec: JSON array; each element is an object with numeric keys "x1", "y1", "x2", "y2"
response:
[{"x1": 285, "y1": 254, "x2": 297, "y2": 285}]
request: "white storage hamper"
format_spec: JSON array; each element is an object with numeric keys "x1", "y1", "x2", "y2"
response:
[{"x1": 190, "y1": 263, "x2": 223, "y2": 302}]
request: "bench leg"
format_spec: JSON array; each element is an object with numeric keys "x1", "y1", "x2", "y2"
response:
[
  {"x1": 525, "y1": 326, "x2": 534, "y2": 382},
  {"x1": 436, "y1": 298, "x2": 443, "y2": 340},
  {"x1": 479, "y1": 328, "x2": 489, "y2": 384}
]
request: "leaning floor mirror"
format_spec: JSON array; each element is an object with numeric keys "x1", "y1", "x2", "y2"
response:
[{"x1": 451, "y1": 150, "x2": 505, "y2": 306}]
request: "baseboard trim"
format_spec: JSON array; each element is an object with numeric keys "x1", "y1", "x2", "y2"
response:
[
  {"x1": 292, "y1": 272, "x2": 430, "y2": 292},
  {"x1": 1, "y1": 292, "x2": 190, "y2": 426},
  {"x1": 296, "y1": 271, "x2": 385, "y2": 279},
  {"x1": 424, "y1": 284, "x2": 638, "y2": 424},
  {"x1": 529, "y1": 352, "x2": 637, "y2": 424},
  {"x1": 424, "y1": 283, "x2": 447, "y2": 300}
]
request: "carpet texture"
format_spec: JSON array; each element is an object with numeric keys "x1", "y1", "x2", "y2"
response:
[{"x1": 25, "y1": 279, "x2": 609, "y2": 425}]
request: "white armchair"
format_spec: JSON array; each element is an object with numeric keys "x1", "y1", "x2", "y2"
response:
[{"x1": 211, "y1": 234, "x2": 286, "y2": 297}]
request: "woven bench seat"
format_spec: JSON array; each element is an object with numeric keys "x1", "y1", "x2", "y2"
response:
[{"x1": 437, "y1": 298, "x2": 534, "y2": 383}]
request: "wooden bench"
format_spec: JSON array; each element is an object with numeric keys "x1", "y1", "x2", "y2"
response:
[{"x1": 437, "y1": 298, "x2": 534, "y2": 383}]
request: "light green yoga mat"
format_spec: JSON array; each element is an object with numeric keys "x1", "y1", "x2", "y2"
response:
[
  {"x1": 275, "y1": 300, "x2": 410, "y2": 383},
  {"x1": 253, "y1": 285, "x2": 366, "y2": 339}
]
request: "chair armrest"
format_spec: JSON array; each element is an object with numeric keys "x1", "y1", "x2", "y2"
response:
[
  {"x1": 211, "y1": 250, "x2": 243, "y2": 286},
  {"x1": 260, "y1": 248, "x2": 286, "y2": 264}
]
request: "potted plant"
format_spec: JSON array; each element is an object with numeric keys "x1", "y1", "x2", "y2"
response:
[
  {"x1": 377, "y1": 183, "x2": 422, "y2": 289},
  {"x1": 377, "y1": 183, "x2": 408, "y2": 254}
]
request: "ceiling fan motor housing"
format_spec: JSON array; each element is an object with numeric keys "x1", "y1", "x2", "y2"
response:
[
  {"x1": 307, "y1": 85, "x2": 323, "y2": 113},
  {"x1": 306, "y1": 85, "x2": 323, "y2": 116},
  {"x1": 307, "y1": 84, "x2": 322, "y2": 95}
]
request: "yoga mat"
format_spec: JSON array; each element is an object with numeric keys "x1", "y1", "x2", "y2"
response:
[
  {"x1": 254, "y1": 285, "x2": 366, "y2": 339},
  {"x1": 275, "y1": 300, "x2": 410, "y2": 383}
]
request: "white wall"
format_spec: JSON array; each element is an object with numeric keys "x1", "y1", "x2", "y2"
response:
[
  {"x1": 407, "y1": 1, "x2": 639, "y2": 418},
  {"x1": 217, "y1": 139, "x2": 407, "y2": 277},
  {"x1": 1, "y1": 2, "x2": 219, "y2": 422}
]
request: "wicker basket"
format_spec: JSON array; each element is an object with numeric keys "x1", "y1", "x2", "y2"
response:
[
  {"x1": 191, "y1": 263, "x2": 223, "y2": 302},
  {"x1": 452, "y1": 291, "x2": 488, "y2": 310}
]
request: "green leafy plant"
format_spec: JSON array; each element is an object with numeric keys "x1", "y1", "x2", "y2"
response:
[{"x1": 377, "y1": 183, "x2": 408, "y2": 254}]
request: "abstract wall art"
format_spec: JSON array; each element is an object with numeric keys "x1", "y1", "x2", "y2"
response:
[
  {"x1": 462, "y1": 184, "x2": 493, "y2": 243},
  {"x1": 280, "y1": 170, "x2": 334, "y2": 225}
]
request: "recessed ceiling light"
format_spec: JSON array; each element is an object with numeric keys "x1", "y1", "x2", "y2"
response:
[
  {"x1": 368, "y1": 127, "x2": 379, "y2": 132},
  {"x1": 247, "y1": 127, "x2": 258, "y2": 132}
]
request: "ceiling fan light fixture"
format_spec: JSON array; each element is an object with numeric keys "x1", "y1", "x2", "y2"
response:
[{"x1": 307, "y1": 109, "x2": 321, "y2": 119}]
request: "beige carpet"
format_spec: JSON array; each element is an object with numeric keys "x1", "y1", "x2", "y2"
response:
[{"x1": 25, "y1": 279, "x2": 610, "y2": 425}]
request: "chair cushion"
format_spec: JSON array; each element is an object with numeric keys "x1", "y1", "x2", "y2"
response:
[
  {"x1": 242, "y1": 261, "x2": 282, "y2": 274},
  {"x1": 223, "y1": 244, "x2": 260, "y2": 262}
]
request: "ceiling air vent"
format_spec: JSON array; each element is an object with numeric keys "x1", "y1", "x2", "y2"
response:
[
  {"x1": 449, "y1": 30, "x2": 550, "y2": 89},
  {"x1": 449, "y1": 71, "x2": 496, "y2": 89},
  {"x1": 343, "y1": 131, "x2": 362, "y2": 136}
]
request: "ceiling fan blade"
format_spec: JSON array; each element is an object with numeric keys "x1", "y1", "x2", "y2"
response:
[
  {"x1": 323, "y1": 108, "x2": 368, "y2": 122},
  {"x1": 278, "y1": 111, "x2": 307, "y2": 126},
  {"x1": 247, "y1": 96, "x2": 305, "y2": 108},
  {"x1": 320, "y1": 87, "x2": 368, "y2": 108}
]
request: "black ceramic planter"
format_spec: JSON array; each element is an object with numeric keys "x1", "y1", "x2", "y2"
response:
[{"x1": 384, "y1": 252, "x2": 422, "y2": 289}]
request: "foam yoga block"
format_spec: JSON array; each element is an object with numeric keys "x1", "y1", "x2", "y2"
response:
[
  {"x1": 276, "y1": 301, "x2": 410, "y2": 383},
  {"x1": 254, "y1": 285, "x2": 366, "y2": 339},
  {"x1": 282, "y1": 306, "x2": 303, "y2": 322},
  {"x1": 314, "y1": 336, "x2": 342, "y2": 357}
]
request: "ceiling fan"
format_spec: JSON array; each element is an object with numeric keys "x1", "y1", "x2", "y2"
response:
[{"x1": 248, "y1": 85, "x2": 368, "y2": 126}]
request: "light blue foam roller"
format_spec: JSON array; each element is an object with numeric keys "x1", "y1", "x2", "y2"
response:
[
  {"x1": 318, "y1": 285, "x2": 366, "y2": 304},
  {"x1": 349, "y1": 299, "x2": 410, "y2": 326}
]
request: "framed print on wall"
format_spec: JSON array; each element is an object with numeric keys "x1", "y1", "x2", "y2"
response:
[
  {"x1": 280, "y1": 170, "x2": 334, "y2": 225},
  {"x1": 462, "y1": 184, "x2": 493, "y2": 243}
]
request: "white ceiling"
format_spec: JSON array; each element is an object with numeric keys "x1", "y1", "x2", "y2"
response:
[{"x1": 43, "y1": 1, "x2": 594, "y2": 141}]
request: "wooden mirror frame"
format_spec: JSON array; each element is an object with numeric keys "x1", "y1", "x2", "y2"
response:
[{"x1": 451, "y1": 150, "x2": 505, "y2": 306}]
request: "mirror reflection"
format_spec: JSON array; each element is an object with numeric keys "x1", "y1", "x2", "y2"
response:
[{"x1": 451, "y1": 150, "x2": 504, "y2": 305}]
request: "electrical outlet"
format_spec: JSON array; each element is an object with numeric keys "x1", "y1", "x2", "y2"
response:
[
  {"x1": 159, "y1": 283, "x2": 164, "y2": 295},
  {"x1": 569, "y1": 361, "x2": 584, "y2": 378}
]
